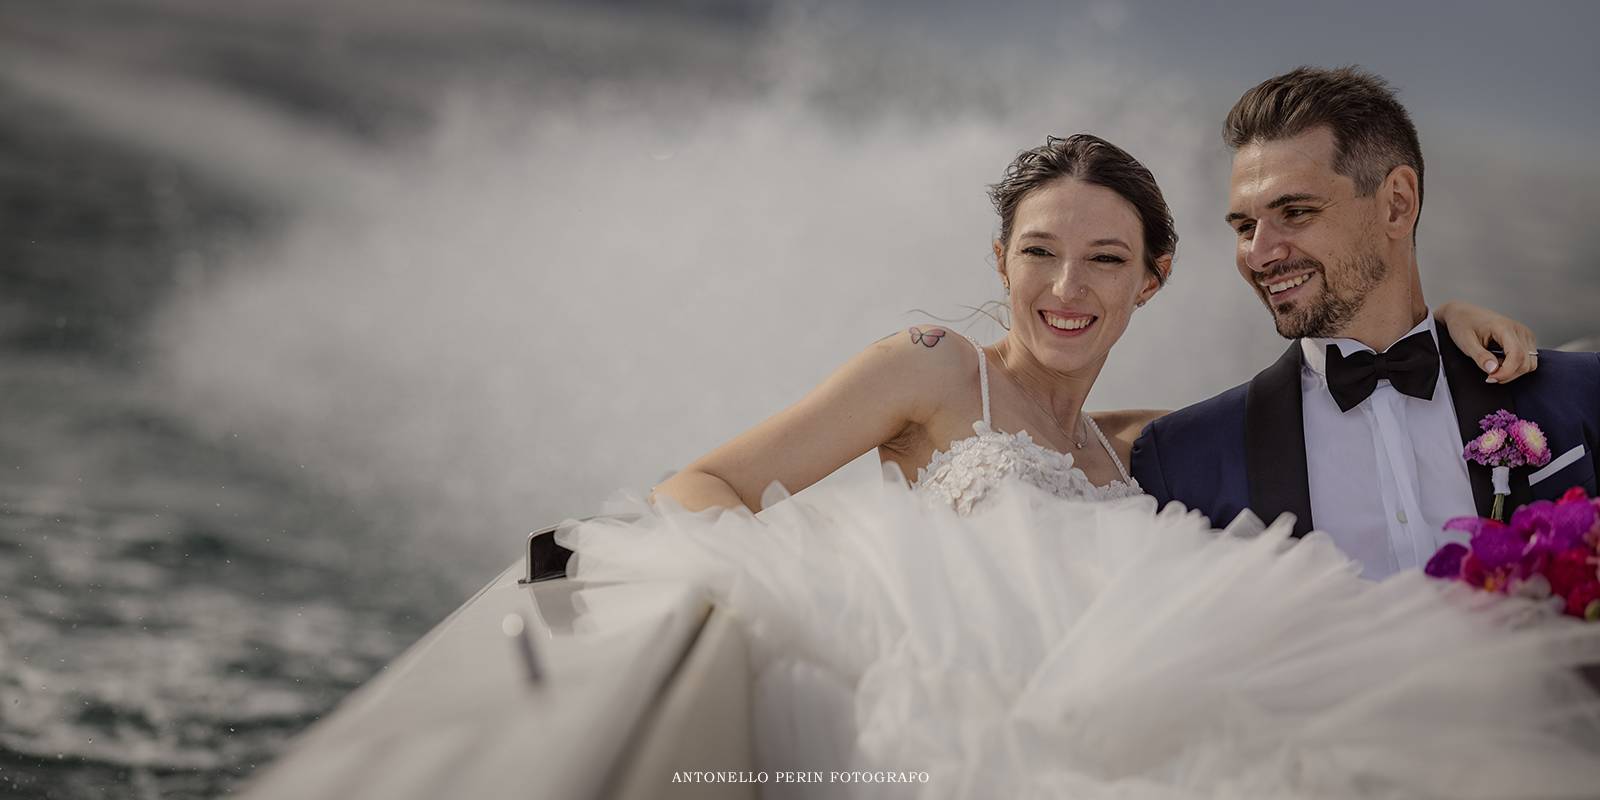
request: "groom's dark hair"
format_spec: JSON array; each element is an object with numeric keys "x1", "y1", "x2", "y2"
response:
[{"x1": 1224, "y1": 66, "x2": 1424, "y2": 236}]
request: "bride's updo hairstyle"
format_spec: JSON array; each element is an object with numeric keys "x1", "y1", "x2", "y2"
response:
[{"x1": 988, "y1": 134, "x2": 1176, "y2": 287}]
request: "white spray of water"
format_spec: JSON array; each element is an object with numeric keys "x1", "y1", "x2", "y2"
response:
[
  {"x1": 127, "y1": 12, "x2": 1269, "y2": 568},
  {"x1": 17, "y1": 4, "x2": 1590, "y2": 574}
]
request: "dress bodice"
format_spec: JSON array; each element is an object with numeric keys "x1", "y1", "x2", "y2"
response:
[{"x1": 912, "y1": 335, "x2": 1143, "y2": 514}]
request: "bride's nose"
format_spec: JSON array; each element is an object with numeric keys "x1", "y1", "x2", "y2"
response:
[{"x1": 1052, "y1": 263, "x2": 1090, "y2": 299}]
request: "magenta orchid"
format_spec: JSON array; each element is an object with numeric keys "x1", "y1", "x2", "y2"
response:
[{"x1": 1426, "y1": 487, "x2": 1600, "y2": 621}]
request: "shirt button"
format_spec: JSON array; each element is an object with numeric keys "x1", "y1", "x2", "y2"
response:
[{"x1": 1396, "y1": 511, "x2": 1408, "y2": 524}]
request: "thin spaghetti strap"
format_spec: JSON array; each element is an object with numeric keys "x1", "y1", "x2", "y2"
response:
[
  {"x1": 1084, "y1": 415, "x2": 1131, "y2": 483},
  {"x1": 961, "y1": 335, "x2": 991, "y2": 426}
]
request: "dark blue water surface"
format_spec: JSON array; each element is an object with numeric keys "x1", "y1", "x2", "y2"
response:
[
  {"x1": 0, "y1": 83, "x2": 459, "y2": 799},
  {"x1": 0, "y1": 3, "x2": 772, "y2": 796}
]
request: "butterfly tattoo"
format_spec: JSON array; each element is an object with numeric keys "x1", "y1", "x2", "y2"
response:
[{"x1": 908, "y1": 326, "x2": 947, "y2": 348}]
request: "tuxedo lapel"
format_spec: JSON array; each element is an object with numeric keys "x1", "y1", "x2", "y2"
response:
[
  {"x1": 1246, "y1": 343, "x2": 1314, "y2": 538},
  {"x1": 1436, "y1": 321, "x2": 1525, "y2": 516}
]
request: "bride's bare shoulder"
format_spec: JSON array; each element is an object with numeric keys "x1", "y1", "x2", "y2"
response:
[
  {"x1": 1089, "y1": 409, "x2": 1169, "y2": 443},
  {"x1": 867, "y1": 325, "x2": 978, "y2": 380},
  {"x1": 851, "y1": 327, "x2": 981, "y2": 426}
]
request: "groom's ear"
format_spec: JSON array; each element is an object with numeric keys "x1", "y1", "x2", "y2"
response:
[{"x1": 1380, "y1": 165, "x2": 1421, "y2": 243}]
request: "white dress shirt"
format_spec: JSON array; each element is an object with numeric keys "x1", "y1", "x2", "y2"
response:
[{"x1": 1300, "y1": 314, "x2": 1478, "y2": 579}]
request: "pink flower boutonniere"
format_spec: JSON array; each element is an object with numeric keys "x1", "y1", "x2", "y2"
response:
[{"x1": 1463, "y1": 410, "x2": 1552, "y2": 521}]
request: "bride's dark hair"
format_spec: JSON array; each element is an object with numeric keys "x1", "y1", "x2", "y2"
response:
[{"x1": 990, "y1": 133, "x2": 1177, "y2": 287}]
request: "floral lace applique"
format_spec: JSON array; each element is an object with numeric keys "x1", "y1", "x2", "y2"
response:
[{"x1": 914, "y1": 421, "x2": 1143, "y2": 514}]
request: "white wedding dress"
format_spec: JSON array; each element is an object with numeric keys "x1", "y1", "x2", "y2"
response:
[{"x1": 558, "y1": 337, "x2": 1600, "y2": 799}]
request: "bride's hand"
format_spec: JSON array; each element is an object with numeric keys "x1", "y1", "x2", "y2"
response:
[{"x1": 1435, "y1": 301, "x2": 1538, "y2": 384}]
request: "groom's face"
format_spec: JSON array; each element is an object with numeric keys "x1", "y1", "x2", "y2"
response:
[{"x1": 1226, "y1": 127, "x2": 1389, "y2": 339}]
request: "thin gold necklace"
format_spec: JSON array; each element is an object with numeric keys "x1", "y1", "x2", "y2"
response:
[{"x1": 1012, "y1": 380, "x2": 1089, "y2": 450}]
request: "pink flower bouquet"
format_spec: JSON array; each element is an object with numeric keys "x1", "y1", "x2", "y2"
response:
[{"x1": 1425, "y1": 487, "x2": 1600, "y2": 621}]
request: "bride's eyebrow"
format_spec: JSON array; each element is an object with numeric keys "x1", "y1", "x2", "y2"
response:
[
  {"x1": 1088, "y1": 238, "x2": 1130, "y2": 250},
  {"x1": 1017, "y1": 230, "x2": 1059, "y2": 241}
]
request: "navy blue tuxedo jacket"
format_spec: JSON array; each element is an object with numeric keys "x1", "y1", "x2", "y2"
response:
[{"x1": 1130, "y1": 323, "x2": 1600, "y2": 537}]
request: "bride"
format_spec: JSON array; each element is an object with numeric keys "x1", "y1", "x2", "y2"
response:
[{"x1": 559, "y1": 135, "x2": 1600, "y2": 798}]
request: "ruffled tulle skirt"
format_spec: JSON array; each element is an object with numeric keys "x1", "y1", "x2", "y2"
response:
[{"x1": 557, "y1": 467, "x2": 1600, "y2": 799}]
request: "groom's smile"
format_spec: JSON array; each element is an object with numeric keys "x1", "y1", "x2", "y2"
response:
[
  {"x1": 1264, "y1": 271, "x2": 1313, "y2": 297},
  {"x1": 1254, "y1": 259, "x2": 1327, "y2": 312}
]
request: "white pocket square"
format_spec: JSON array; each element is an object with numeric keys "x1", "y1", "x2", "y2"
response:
[{"x1": 1529, "y1": 444, "x2": 1587, "y2": 486}]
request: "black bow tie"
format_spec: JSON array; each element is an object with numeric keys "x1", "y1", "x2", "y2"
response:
[{"x1": 1323, "y1": 331, "x2": 1440, "y2": 412}]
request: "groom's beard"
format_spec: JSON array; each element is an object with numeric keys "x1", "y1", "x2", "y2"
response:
[{"x1": 1262, "y1": 251, "x2": 1388, "y2": 339}]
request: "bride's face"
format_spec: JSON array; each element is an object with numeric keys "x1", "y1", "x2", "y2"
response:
[{"x1": 998, "y1": 179, "x2": 1163, "y2": 374}]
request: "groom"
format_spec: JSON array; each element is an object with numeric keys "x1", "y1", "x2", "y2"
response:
[{"x1": 1130, "y1": 66, "x2": 1600, "y2": 579}]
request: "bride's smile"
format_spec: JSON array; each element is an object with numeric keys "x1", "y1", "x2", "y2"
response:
[{"x1": 1039, "y1": 309, "x2": 1096, "y2": 334}]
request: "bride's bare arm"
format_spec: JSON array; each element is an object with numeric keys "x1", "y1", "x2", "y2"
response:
[
  {"x1": 653, "y1": 330, "x2": 963, "y2": 512},
  {"x1": 1434, "y1": 301, "x2": 1539, "y2": 383}
]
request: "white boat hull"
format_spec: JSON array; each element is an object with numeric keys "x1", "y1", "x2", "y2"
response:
[{"x1": 238, "y1": 563, "x2": 755, "y2": 800}]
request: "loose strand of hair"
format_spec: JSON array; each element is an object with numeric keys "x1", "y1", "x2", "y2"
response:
[{"x1": 905, "y1": 301, "x2": 1011, "y2": 333}]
